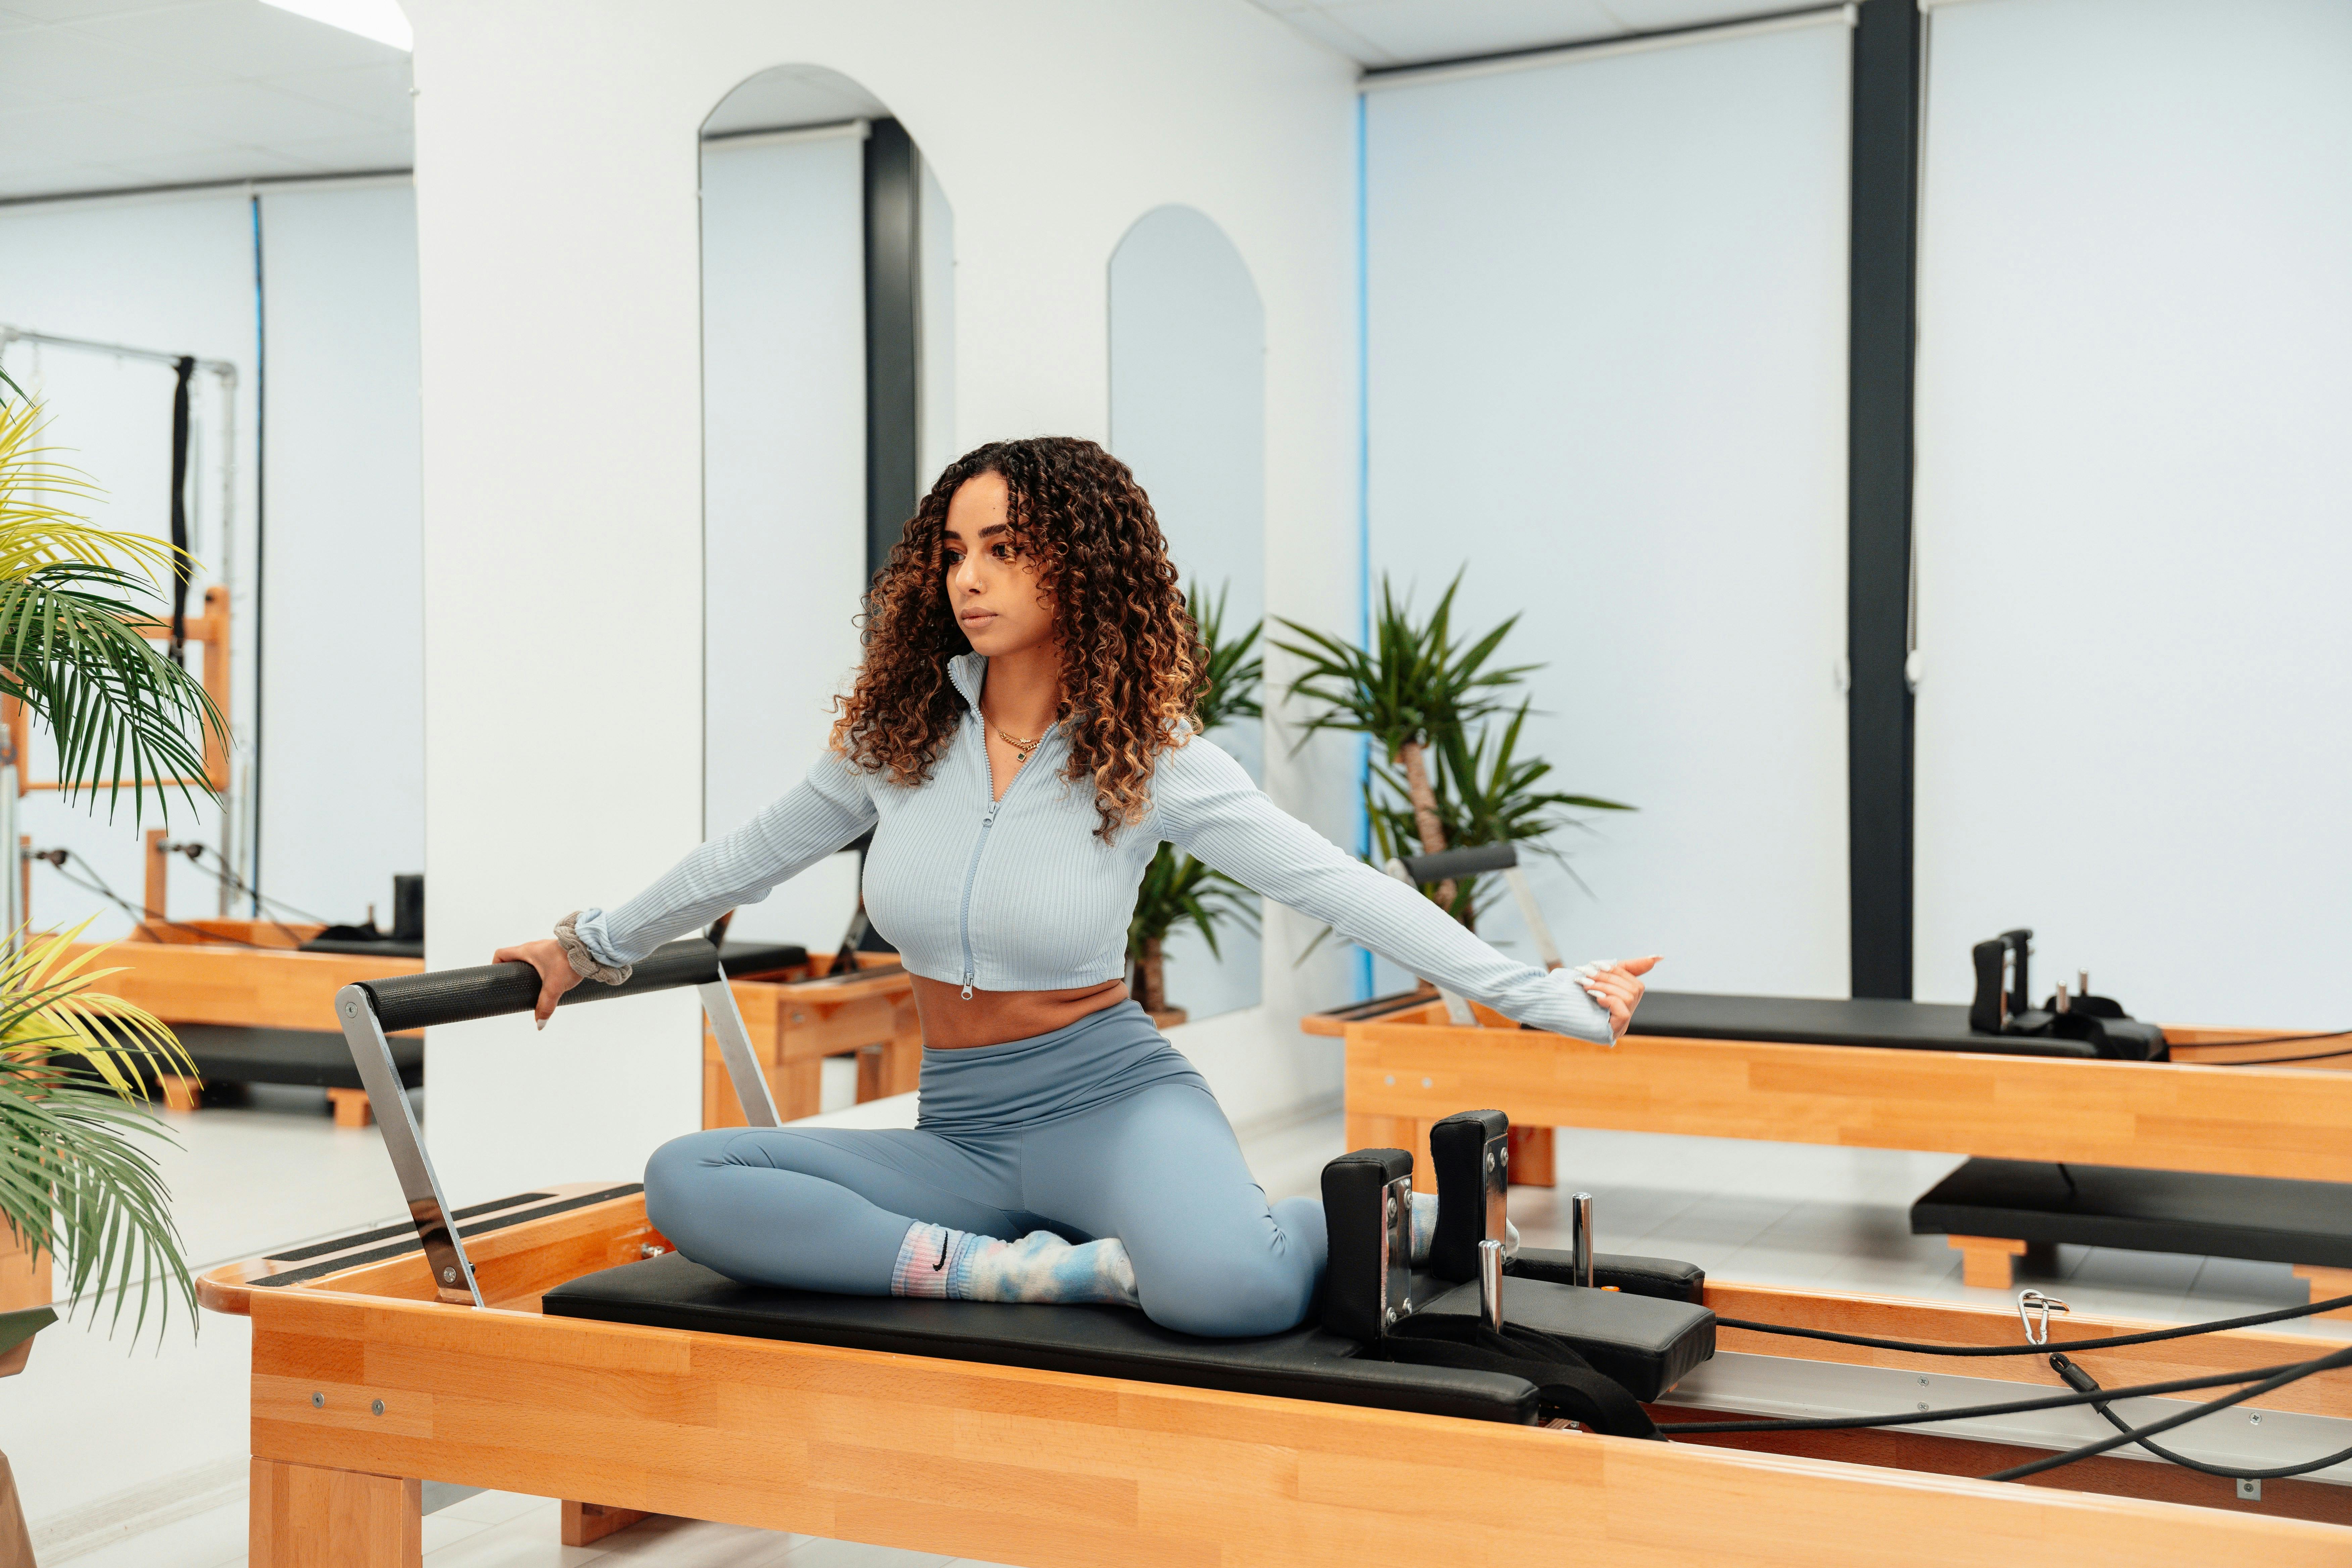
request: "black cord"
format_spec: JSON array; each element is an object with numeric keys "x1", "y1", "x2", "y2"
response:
[
  {"x1": 1720, "y1": 1290, "x2": 2352, "y2": 1356},
  {"x1": 1660, "y1": 1360, "x2": 2305, "y2": 1435},
  {"x1": 2212, "y1": 1041, "x2": 2352, "y2": 1067},
  {"x1": 38, "y1": 852, "x2": 282, "y2": 950},
  {"x1": 1983, "y1": 1341, "x2": 2352, "y2": 1483},
  {"x1": 2053, "y1": 1352, "x2": 2352, "y2": 1481},
  {"x1": 2189, "y1": 1028, "x2": 2352, "y2": 1054},
  {"x1": 175, "y1": 841, "x2": 335, "y2": 929}
]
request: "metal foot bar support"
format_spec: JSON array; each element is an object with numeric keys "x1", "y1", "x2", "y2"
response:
[{"x1": 334, "y1": 937, "x2": 782, "y2": 1308}]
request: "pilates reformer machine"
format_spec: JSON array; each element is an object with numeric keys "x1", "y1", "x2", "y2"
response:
[
  {"x1": 198, "y1": 940, "x2": 2352, "y2": 1562},
  {"x1": 1309, "y1": 842, "x2": 2352, "y2": 1309}
]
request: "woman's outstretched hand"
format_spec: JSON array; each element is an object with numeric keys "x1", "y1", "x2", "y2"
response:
[
  {"x1": 492, "y1": 938, "x2": 582, "y2": 1029},
  {"x1": 1574, "y1": 954, "x2": 1661, "y2": 1040}
]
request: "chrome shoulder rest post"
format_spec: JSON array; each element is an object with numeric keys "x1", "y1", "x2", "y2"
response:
[{"x1": 336, "y1": 983, "x2": 480, "y2": 1306}]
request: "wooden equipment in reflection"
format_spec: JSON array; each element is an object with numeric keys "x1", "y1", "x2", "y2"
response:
[{"x1": 3, "y1": 583, "x2": 233, "y2": 799}]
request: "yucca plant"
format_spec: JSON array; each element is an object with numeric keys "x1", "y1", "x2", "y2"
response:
[
  {"x1": 1366, "y1": 701, "x2": 1630, "y2": 929},
  {"x1": 0, "y1": 390, "x2": 227, "y2": 1346},
  {"x1": 1273, "y1": 570, "x2": 1536, "y2": 906},
  {"x1": 1127, "y1": 581, "x2": 1263, "y2": 1019}
]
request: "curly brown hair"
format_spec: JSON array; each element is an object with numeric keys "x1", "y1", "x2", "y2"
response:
[{"x1": 828, "y1": 437, "x2": 1204, "y2": 840}]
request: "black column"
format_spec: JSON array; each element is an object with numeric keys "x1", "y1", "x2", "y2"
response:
[
  {"x1": 863, "y1": 118, "x2": 921, "y2": 582},
  {"x1": 1847, "y1": 0, "x2": 1923, "y2": 999}
]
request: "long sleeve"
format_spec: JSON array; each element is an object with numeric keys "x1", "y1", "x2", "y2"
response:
[
  {"x1": 572, "y1": 749, "x2": 878, "y2": 968},
  {"x1": 1155, "y1": 739, "x2": 1614, "y2": 1044}
]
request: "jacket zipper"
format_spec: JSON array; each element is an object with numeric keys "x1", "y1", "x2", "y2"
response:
[{"x1": 957, "y1": 713, "x2": 1051, "y2": 998}]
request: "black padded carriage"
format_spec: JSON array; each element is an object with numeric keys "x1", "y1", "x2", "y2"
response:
[{"x1": 543, "y1": 1247, "x2": 1715, "y2": 1423}]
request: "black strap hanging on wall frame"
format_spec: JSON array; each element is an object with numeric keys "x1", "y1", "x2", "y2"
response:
[{"x1": 167, "y1": 354, "x2": 196, "y2": 667}]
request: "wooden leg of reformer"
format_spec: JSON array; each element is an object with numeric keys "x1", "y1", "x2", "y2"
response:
[
  {"x1": 159, "y1": 1074, "x2": 200, "y2": 1113},
  {"x1": 854, "y1": 1042, "x2": 883, "y2": 1102},
  {"x1": 2293, "y1": 1264, "x2": 2352, "y2": 1319},
  {"x1": 328, "y1": 1088, "x2": 373, "y2": 1129},
  {"x1": 1950, "y1": 1234, "x2": 2028, "y2": 1289},
  {"x1": 561, "y1": 1500, "x2": 654, "y2": 1547},
  {"x1": 778, "y1": 1058, "x2": 822, "y2": 1121},
  {"x1": 250, "y1": 1458, "x2": 419, "y2": 1568},
  {"x1": 1507, "y1": 1125, "x2": 1556, "y2": 1187}
]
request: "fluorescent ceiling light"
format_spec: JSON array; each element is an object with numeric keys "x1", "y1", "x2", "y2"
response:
[{"x1": 260, "y1": 0, "x2": 413, "y2": 52}]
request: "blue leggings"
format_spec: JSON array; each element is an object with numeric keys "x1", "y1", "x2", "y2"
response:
[{"x1": 643, "y1": 1001, "x2": 1326, "y2": 1338}]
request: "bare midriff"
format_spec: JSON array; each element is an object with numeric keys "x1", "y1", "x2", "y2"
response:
[{"x1": 909, "y1": 975, "x2": 1131, "y2": 1049}]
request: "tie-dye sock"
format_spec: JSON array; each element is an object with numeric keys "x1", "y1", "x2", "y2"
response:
[
  {"x1": 1408, "y1": 1191, "x2": 1521, "y2": 1265},
  {"x1": 889, "y1": 1222, "x2": 1139, "y2": 1308}
]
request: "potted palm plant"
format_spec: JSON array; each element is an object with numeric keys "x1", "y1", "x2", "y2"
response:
[
  {"x1": 1126, "y1": 582, "x2": 1262, "y2": 1026},
  {"x1": 0, "y1": 388, "x2": 224, "y2": 1357},
  {"x1": 1277, "y1": 569, "x2": 1628, "y2": 935}
]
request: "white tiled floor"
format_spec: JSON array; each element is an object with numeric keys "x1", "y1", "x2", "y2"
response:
[{"x1": 24, "y1": 1088, "x2": 2351, "y2": 1564}]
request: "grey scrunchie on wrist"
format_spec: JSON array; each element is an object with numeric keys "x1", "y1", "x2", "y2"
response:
[{"x1": 554, "y1": 911, "x2": 632, "y2": 986}]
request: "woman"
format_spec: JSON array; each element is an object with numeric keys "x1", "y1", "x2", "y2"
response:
[{"x1": 498, "y1": 437, "x2": 1656, "y2": 1338}]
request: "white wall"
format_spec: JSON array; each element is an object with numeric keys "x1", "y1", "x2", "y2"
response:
[
  {"x1": 1109, "y1": 203, "x2": 1267, "y2": 1022},
  {"x1": 700, "y1": 127, "x2": 867, "y2": 950},
  {"x1": 0, "y1": 190, "x2": 257, "y2": 937},
  {"x1": 405, "y1": 0, "x2": 1360, "y2": 1202},
  {"x1": 256, "y1": 181, "x2": 424, "y2": 932},
  {"x1": 1363, "y1": 17, "x2": 1853, "y2": 997},
  {"x1": 1912, "y1": 0, "x2": 2352, "y2": 1026}
]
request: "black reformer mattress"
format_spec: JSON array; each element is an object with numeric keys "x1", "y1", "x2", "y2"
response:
[
  {"x1": 1328, "y1": 988, "x2": 2095, "y2": 1057},
  {"x1": 543, "y1": 1251, "x2": 1714, "y2": 1422},
  {"x1": 1914, "y1": 1158, "x2": 2352, "y2": 1268},
  {"x1": 1626, "y1": 991, "x2": 2097, "y2": 1057}
]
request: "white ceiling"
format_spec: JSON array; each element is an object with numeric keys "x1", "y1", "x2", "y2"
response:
[
  {"x1": 1242, "y1": 0, "x2": 1815, "y2": 68},
  {"x1": 0, "y1": 1, "x2": 1822, "y2": 205},
  {"x1": 0, "y1": 0, "x2": 410, "y2": 202}
]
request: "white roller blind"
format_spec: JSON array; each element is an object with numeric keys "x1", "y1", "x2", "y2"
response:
[
  {"x1": 1364, "y1": 18, "x2": 1853, "y2": 995},
  {"x1": 1912, "y1": 0, "x2": 2352, "y2": 1026},
  {"x1": 701, "y1": 130, "x2": 867, "y2": 948}
]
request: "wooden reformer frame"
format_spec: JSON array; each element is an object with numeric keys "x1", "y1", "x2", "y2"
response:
[
  {"x1": 1310, "y1": 995, "x2": 2352, "y2": 1298},
  {"x1": 186, "y1": 942, "x2": 2352, "y2": 1564}
]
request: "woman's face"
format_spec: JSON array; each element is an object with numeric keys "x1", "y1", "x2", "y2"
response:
[{"x1": 943, "y1": 471, "x2": 1057, "y2": 660}]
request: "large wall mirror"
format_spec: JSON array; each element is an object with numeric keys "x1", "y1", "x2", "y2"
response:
[
  {"x1": 1108, "y1": 205, "x2": 1267, "y2": 1023},
  {"x1": 700, "y1": 66, "x2": 954, "y2": 994}
]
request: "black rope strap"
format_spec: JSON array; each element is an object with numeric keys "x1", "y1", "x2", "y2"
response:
[{"x1": 1719, "y1": 1290, "x2": 2352, "y2": 1357}]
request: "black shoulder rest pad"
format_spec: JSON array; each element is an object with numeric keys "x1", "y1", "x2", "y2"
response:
[
  {"x1": 1427, "y1": 1109, "x2": 1507, "y2": 1282},
  {"x1": 1415, "y1": 1274, "x2": 1715, "y2": 1402},
  {"x1": 1511, "y1": 1247, "x2": 1706, "y2": 1304}
]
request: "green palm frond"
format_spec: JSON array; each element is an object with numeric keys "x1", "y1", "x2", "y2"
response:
[
  {"x1": 1128, "y1": 844, "x2": 1261, "y2": 963},
  {"x1": 0, "y1": 400, "x2": 225, "y2": 821},
  {"x1": 0, "y1": 1061, "x2": 190, "y2": 1344},
  {"x1": 0, "y1": 401, "x2": 181, "y2": 584},
  {"x1": 0, "y1": 565, "x2": 224, "y2": 818},
  {"x1": 0, "y1": 927, "x2": 194, "y2": 1346},
  {"x1": 1188, "y1": 580, "x2": 1263, "y2": 737},
  {"x1": 1271, "y1": 570, "x2": 1538, "y2": 763},
  {"x1": 1367, "y1": 701, "x2": 1632, "y2": 925}
]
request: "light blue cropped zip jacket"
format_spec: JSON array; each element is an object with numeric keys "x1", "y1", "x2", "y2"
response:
[{"x1": 575, "y1": 653, "x2": 1612, "y2": 1042}]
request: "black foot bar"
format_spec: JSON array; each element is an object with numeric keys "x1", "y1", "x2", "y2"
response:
[{"x1": 334, "y1": 937, "x2": 780, "y2": 1307}]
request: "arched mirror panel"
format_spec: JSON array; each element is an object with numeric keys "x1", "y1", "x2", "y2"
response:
[{"x1": 1108, "y1": 205, "x2": 1267, "y2": 1024}]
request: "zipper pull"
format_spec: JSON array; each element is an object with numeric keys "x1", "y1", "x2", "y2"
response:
[{"x1": 961, "y1": 975, "x2": 974, "y2": 1000}]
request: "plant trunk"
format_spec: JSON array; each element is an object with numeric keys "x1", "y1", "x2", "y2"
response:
[
  {"x1": 1137, "y1": 938, "x2": 1166, "y2": 1013},
  {"x1": 1394, "y1": 738, "x2": 1457, "y2": 914}
]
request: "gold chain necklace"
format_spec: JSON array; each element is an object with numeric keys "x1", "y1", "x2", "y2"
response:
[{"x1": 988, "y1": 718, "x2": 1045, "y2": 765}]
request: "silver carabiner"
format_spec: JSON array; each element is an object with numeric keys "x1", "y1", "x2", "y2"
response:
[{"x1": 2017, "y1": 1289, "x2": 2070, "y2": 1346}]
